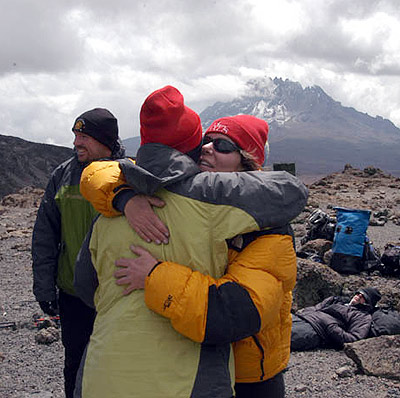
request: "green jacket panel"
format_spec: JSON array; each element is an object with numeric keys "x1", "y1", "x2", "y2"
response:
[
  {"x1": 82, "y1": 189, "x2": 258, "y2": 398},
  {"x1": 55, "y1": 184, "x2": 98, "y2": 295},
  {"x1": 32, "y1": 144, "x2": 125, "y2": 301}
]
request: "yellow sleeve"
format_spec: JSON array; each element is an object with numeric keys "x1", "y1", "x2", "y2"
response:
[
  {"x1": 145, "y1": 234, "x2": 297, "y2": 343},
  {"x1": 80, "y1": 160, "x2": 132, "y2": 217},
  {"x1": 145, "y1": 262, "x2": 213, "y2": 342}
]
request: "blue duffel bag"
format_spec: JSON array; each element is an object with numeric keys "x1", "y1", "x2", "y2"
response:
[{"x1": 330, "y1": 207, "x2": 371, "y2": 274}]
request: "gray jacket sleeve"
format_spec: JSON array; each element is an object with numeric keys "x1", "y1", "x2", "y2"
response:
[
  {"x1": 171, "y1": 170, "x2": 309, "y2": 229},
  {"x1": 120, "y1": 155, "x2": 308, "y2": 229},
  {"x1": 74, "y1": 218, "x2": 99, "y2": 309},
  {"x1": 31, "y1": 172, "x2": 62, "y2": 302}
]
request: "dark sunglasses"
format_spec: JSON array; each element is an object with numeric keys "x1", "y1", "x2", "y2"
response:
[{"x1": 202, "y1": 136, "x2": 240, "y2": 153}]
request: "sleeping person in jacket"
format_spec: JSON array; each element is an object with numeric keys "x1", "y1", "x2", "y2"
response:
[
  {"x1": 74, "y1": 86, "x2": 308, "y2": 398},
  {"x1": 291, "y1": 287, "x2": 381, "y2": 351}
]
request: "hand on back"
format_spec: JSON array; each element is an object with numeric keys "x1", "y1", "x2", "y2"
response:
[
  {"x1": 124, "y1": 195, "x2": 169, "y2": 244},
  {"x1": 114, "y1": 245, "x2": 159, "y2": 295}
]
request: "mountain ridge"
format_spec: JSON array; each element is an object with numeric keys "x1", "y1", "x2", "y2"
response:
[
  {"x1": 1, "y1": 77, "x2": 399, "y2": 197},
  {"x1": 0, "y1": 134, "x2": 72, "y2": 198},
  {"x1": 199, "y1": 77, "x2": 400, "y2": 174}
]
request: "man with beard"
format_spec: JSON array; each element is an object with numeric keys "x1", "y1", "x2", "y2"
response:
[{"x1": 32, "y1": 108, "x2": 125, "y2": 398}]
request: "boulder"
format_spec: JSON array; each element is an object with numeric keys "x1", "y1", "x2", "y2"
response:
[
  {"x1": 1, "y1": 187, "x2": 44, "y2": 208},
  {"x1": 299, "y1": 239, "x2": 332, "y2": 259},
  {"x1": 293, "y1": 259, "x2": 343, "y2": 311},
  {"x1": 344, "y1": 335, "x2": 400, "y2": 380}
]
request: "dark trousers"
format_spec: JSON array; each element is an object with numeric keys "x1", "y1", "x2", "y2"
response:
[
  {"x1": 235, "y1": 371, "x2": 285, "y2": 398},
  {"x1": 58, "y1": 290, "x2": 96, "y2": 398},
  {"x1": 290, "y1": 314, "x2": 322, "y2": 351}
]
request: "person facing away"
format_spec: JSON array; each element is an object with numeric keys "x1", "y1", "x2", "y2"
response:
[
  {"x1": 78, "y1": 107, "x2": 307, "y2": 397},
  {"x1": 31, "y1": 108, "x2": 125, "y2": 398},
  {"x1": 113, "y1": 117, "x2": 295, "y2": 398},
  {"x1": 291, "y1": 287, "x2": 382, "y2": 351},
  {"x1": 118, "y1": 116, "x2": 296, "y2": 398},
  {"x1": 74, "y1": 86, "x2": 308, "y2": 398}
]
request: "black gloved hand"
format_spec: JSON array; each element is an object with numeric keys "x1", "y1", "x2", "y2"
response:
[{"x1": 39, "y1": 300, "x2": 59, "y2": 316}]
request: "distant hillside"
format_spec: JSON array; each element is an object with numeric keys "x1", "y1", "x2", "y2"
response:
[
  {"x1": 122, "y1": 136, "x2": 141, "y2": 157},
  {"x1": 200, "y1": 77, "x2": 400, "y2": 176},
  {"x1": 0, "y1": 134, "x2": 72, "y2": 197}
]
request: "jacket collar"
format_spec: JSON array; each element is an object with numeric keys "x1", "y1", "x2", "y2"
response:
[{"x1": 118, "y1": 143, "x2": 201, "y2": 195}]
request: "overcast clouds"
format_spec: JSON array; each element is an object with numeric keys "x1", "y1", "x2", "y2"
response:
[{"x1": 1, "y1": 0, "x2": 400, "y2": 147}]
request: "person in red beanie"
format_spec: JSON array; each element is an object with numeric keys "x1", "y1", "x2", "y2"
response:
[
  {"x1": 75, "y1": 86, "x2": 306, "y2": 398},
  {"x1": 110, "y1": 115, "x2": 292, "y2": 398},
  {"x1": 140, "y1": 85, "x2": 203, "y2": 156},
  {"x1": 121, "y1": 114, "x2": 270, "y2": 243},
  {"x1": 199, "y1": 115, "x2": 268, "y2": 171}
]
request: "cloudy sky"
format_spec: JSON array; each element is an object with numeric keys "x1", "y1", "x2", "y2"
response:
[{"x1": 1, "y1": 0, "x2": 400, "y2": 148}]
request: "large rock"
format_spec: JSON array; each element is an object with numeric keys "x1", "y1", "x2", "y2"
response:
[
  {"x1": 300, "y1": 239, "x2": 333, "y2": 258},
  {"x1": 35, "y1": 327, "x2": 60, "y2": 345},
  {"x1": 293, "y1": 259, "x2": 343, "y2": 311},
  {"x1": 344, "y1": 335, "x2": 400, "y2": 380}
]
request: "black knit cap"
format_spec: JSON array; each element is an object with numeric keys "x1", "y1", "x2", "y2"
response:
[
  {"x1": 72, "y1": 108, "x2": 119, "y2": 151},
  {"x1": 358, "y1": 287, "x2": 381, "y2": 307}
]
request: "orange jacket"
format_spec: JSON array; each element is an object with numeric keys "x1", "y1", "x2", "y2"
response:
[{"x1": 144, "y1": 228, "x2": 297, "y2": 382}]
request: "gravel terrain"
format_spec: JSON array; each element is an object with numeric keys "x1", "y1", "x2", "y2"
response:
[
  {"x1": 1, "y1": 166, "x2": 400, "y2": 398},
  {"x1": 0, "y1": 207, "x2": 64, "y2": 398}
]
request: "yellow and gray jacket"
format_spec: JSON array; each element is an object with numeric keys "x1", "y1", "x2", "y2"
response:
[
  {"x1": 74, "y1": 144, "x2": 308, "y2": 398},
  {"x1": 31, "y1": 144, "x2": 124, "y2": 301}
]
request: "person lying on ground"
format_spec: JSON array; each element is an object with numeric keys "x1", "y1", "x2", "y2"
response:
[{"x1": 291, "y1": 287, "x2": 381, "y2": 351}]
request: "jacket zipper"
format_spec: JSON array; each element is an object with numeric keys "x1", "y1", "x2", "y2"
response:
[{"x1": 251, "y1": 335, "x2": 265, "y2": 380}]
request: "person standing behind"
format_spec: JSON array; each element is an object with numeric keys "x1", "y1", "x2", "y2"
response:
[{"x1": 32, "y1": 108, "x2": 125, "y2": 398}]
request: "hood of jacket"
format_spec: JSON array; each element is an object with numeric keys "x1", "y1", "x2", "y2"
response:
[{"x1": 118, "y1": 143, "x2": 201, "y2": 195}]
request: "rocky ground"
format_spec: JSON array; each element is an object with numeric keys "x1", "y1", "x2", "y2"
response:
[{"x1": 0, "y1": 166, "x2": 400, "y2": 398}]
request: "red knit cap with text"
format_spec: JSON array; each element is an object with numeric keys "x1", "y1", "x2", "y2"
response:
[
  {"x1": 140, "y1": 85, "x2": 202, "y2": 153},
  {"x1": 205, "y1": 115, "x2": 268, "y2": 166}
]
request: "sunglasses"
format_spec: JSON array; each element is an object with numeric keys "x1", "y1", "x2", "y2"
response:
[{"x1": 202, "y1": 136, "x2": 240, "y2": 154}]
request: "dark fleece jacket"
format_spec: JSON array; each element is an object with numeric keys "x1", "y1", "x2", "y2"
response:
[{"x1": 297, "y1": 296, "x2": 373, "y2": 348}]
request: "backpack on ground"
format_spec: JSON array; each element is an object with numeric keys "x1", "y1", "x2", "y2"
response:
[
  {"x1": 362, "y1": 235, "x2": 383, "y2": 273},
  {"x1": 301, "y1": 209, "x2": 336, "y2": 245},
  {"x1": 330, "y1": 207, "x2": 371, "y2": 274},
  {"x1": 369, "y1": 307, "x2": 400, "y2": 337}
]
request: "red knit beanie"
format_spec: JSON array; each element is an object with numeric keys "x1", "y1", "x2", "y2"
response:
[
  {"x1": 205, "y1": 115, "x2": 268, "y2": 166},
  {"x1": 140, "y1": 85, "x2": 202, "y2": 153}
]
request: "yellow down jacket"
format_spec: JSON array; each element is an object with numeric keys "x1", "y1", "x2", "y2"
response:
[{"x1": 144, "y1": 230, "x2": 296, "y2": 383}]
